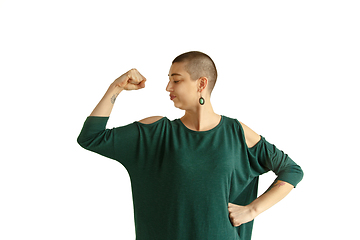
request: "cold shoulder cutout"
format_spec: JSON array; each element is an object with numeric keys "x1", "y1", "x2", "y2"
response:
[{"x1": 138, "y1": 116, "x2": 164, "y2": 124}]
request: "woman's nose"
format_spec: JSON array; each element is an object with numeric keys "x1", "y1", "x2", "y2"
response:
[{"x1": 166, "y1": 81, "x2": 172, "y2": 92}]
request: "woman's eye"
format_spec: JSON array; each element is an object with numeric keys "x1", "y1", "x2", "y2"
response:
[{"x1": 174, "y1": 80, "x2": 180, "y2": 83}]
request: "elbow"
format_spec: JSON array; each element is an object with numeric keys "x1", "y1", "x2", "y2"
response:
[
  {"x1": 277, "y1": 165, "x2": 304, "y2": 188},
  {"x1": 77, "y1": 135, "x2": 85, "y2": 148},
  {"x1": 294, "y1": 163, "x2": 304, "y2": 181},
  {"x1": 292, "y1": 165, "x2": 304, "y2": 188},
  {"x1": 77, "y1": 134, "x2": 90, "y2": 149},
  {"x1": 298, "y1": 166, "x2": 304, "y2": 183}
]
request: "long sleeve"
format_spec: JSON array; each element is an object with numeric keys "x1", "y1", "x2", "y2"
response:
[
  {"x1": 248, "y1": 136, "x2": 304, "y2": 188},
  {"x1": 77, "y1": 116, "x2": 140, "y2": 168}
]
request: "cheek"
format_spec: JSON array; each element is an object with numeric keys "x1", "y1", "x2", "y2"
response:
[
  {"x1": 179, "y1": 91, "x2": 198, "y2": 104},
  {"x1": 174, "y1": 83, "x2": 198, "y2": 103}
]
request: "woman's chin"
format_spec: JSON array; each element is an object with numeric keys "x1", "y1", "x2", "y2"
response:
[
  {"x1": 173, "y1": 101, "x2": 185, "y2": 110},
  {"x1": 173, "y1": 103, "x2": 183, "y2": 110}
]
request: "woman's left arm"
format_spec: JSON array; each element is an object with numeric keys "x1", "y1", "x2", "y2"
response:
[
  {"x1": 228, "y1": 180, "x2": 293, "y2": 227},
  {"x1": 229, "y1": 121, "x2": 303, "y2": 227}
]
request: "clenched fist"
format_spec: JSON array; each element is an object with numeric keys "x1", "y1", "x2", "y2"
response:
[
  {"x1": 114, "y1": 68, "x2": 146, "y2": 90},
  {"x1": 228, "y1": 203, "x2": 257, "y2": 227}
]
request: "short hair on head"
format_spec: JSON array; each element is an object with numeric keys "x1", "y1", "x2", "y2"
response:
[{"x1": 172, "y1": 51, "x2": 217, "y2": 93}]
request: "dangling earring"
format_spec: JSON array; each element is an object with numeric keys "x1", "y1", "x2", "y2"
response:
[{"x1": 199, "y1": 95, "x2": 205, "y2": 105}]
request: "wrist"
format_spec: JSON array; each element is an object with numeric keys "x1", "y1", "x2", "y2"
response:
[
  {"x1": 247, "y1": 202, "x2": 261, "y2": 218},
  {"x1": 109, "y1": 82, "x2": 124, "y2": 92}
]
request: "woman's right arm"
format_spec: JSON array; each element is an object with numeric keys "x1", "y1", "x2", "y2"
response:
[
  {"x1": 77, "y1": 69, "x2": 147, "y2": 161},
  {"x1": 90, "y1": 68, "x2": 146, "y2": 117}
]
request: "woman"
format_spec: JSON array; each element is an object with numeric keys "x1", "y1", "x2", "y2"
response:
[{"x1": 77, "y1": 51, "x2": 303, "y2": 240}]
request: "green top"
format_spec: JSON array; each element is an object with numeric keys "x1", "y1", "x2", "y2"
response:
[{"x1": 77, "y1": 116, "x2": 303, "y2": 240}]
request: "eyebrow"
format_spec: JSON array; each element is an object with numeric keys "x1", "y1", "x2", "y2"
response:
[{"x1": 168, "y1": 73, "x2": 182, "y2": 77}]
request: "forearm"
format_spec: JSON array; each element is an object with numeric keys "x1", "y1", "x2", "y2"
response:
[
  {"x1": 90, "y1": 83, "x2": 123, "y2": 117},
  {"x1": 249, "y1": 180, "x2": 294, "y2": 217},
  {"x1": 89, "y1": 69, "x2": 146, "y2": 117}
]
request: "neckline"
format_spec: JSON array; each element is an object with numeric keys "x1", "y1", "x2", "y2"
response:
[{"x1": 177, "y1": 115, "x2": 224, "y2": 133}]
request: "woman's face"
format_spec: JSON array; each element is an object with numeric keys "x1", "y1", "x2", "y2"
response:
[{"x1": 166, "y1": 62, "x2": 200, "y2": 111}]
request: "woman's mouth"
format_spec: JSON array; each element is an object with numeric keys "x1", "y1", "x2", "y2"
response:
[{"x1": 170, "y1": 94, "x2": 176, "y2": 100}]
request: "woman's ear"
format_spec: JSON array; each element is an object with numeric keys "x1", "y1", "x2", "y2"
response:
[{"x1": 198, "y1": 77, "x2": 208, "y2": 92}]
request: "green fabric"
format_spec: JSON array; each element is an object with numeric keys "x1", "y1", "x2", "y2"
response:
[{"x1": 77, "y1": 116, "x2": 303, "y2": 240}]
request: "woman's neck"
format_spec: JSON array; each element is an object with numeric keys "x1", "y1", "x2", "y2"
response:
[{"x1": 181, "y1": 101, "x2": 221, "y2": 131}]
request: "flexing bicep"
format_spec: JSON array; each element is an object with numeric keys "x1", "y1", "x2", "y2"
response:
[{"x1": 238, "y1": 121, "x2": 261, "y2": 148}]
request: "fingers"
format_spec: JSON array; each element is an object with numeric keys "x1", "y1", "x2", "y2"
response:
[
  {"x1": 228, "y1": 203, "x2": 255, "y2": 227},
  {"x1": 228, "y1": 203, "x2": 237, "y2": 210},
  {"x1": 127, "y1": 68, "x2": 146, "y2": 84},
  {"x1": 228, "y1": 203, "x2": 241, "y2": 227},
  {"x1": 128, "y1": 79, "x2": 145, "y2": 90},
  {"x1": 114, "y1": 68, "x2": 146, "y2": 91}
]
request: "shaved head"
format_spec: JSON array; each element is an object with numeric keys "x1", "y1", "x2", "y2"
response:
[{"x1": 172, "y1": 51, "x2": 217, "y2": 93}]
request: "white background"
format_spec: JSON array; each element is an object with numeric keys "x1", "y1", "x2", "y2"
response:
[{"x1": 1, "y1": 0, "x2": 359, "y2": 239}]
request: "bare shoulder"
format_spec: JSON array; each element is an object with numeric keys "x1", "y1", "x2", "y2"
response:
[
  {"x1": 139, "y1": 116, "x2": 164, "y2": 124},
  {"x1": 238, "y1": 120, "x2": 261, "y2": 148}
]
